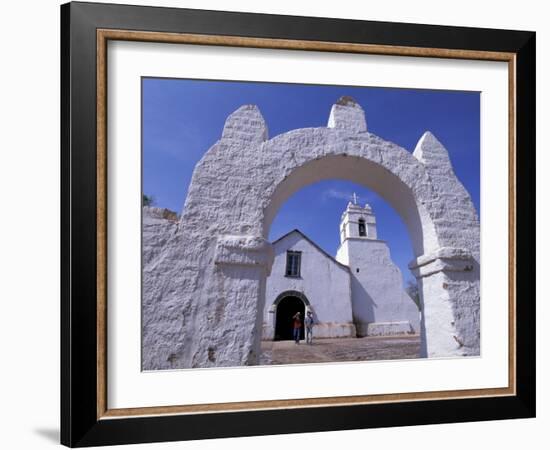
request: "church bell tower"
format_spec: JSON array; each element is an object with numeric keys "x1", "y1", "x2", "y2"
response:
[
  {"x1": 336, "y1": 197, "x2": 420, "y2": 337},
  {"x1": 339, "y1": 200, "x2": 377, "y2": 244}
]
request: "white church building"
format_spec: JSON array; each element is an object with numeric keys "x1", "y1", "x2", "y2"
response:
[{"x1": 263, "y1": 201, "x2": 420, "y2": 341}]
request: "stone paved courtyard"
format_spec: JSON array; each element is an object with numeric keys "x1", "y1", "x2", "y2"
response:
[{"x1": 259, "y1": 335, "x2": 421, "y2": 365}]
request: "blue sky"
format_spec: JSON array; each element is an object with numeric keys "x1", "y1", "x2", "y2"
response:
[{"x1": 143, "y1": 78, "x2": 480, "y2": 284}]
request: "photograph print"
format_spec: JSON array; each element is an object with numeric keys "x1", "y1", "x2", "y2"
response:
[{"x1": 141, "y1": 78, "x2": 480, "y2": 370}]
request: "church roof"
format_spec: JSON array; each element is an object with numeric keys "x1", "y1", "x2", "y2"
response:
[{"x1": 271, "y1": 229, "x2": 350, "y2": 271}]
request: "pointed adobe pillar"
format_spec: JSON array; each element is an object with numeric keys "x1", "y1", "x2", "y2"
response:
[
  {"x1": 327, "y1": 96, "x2": 367, "y2": 133},
  {"x1": 142, "y1": 104, "x2": 273, "y2": 370},
  {"x1": 410, "y1": 131, "x2": 480, "y2": 358},
  {"x1": 221, "y1": 104, "x2": 269, "y2": 143}
]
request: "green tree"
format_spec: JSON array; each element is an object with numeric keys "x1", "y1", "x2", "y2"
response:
[{"x1": 142, "y1": 194, "x2": 155, "y2": 207}]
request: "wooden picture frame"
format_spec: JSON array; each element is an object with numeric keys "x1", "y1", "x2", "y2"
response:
[{"x1": 61, "y1": 1, "x2": 535, "y2": 446}]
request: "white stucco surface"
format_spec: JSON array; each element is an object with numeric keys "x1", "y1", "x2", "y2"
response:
[
  {"x1": 336, "y1": 237, "x2": 420, "y2": 336},
  {"x1": 142, "y1": 207, "x2": 178, "y2": 266},
  {"x1": 142, "y1": 97, "x2": 480, "y2": 369}
]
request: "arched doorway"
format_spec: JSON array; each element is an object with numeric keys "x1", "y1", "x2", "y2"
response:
[
  {"x1": 272, "y1": 290, "x2": 311, "y2": 341},
  {"x1": 142, "y1": 98, "x2": 480, "y2": 369},
  {"x1": 274, "y1": 295, "x2": 305, "y2": 341}
]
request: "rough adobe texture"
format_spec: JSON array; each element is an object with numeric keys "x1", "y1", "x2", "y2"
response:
[
  {"x1": 142, "y1": 98, "x2": 480, "y2": 369},
  {"x1": 337, "y1": 238, "x2": 420, "y2": 337},
  {"x1": 142, "y1": 207, "x2": 178, "y2": 267}
]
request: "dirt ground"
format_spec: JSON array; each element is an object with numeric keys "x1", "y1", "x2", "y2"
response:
[{"x1": 260, "y1": 335, "x2": 421, "y2": 365}]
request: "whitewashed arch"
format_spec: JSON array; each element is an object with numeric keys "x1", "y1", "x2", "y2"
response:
[{"x1": 142, "y1": 98, "x2": 480, "y2": 370}]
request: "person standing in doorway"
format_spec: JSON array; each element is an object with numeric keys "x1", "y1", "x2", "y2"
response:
[
  {"x1": 292, "y1": 312, "x2": 302, "y2": 344},
  {"x1": 305, "y1": 311, "x2": 314, "y2": 344}
]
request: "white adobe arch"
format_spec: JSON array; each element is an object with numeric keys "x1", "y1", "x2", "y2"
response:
[{"x1": 142, "y1": 98, "x2": 480, "y2": 370}]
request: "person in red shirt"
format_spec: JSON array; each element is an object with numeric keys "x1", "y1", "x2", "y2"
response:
[{"x1": 292, "y1": 312, "x2": 302, "y2": 344}]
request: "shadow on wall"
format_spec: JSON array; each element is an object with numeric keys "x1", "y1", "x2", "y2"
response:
[
  {"x1": 34, "y1": 428, "x2": 59, "y2": 444},
  {"x1": 350, "y1": 274, "x2": 376, "y2": 336}
]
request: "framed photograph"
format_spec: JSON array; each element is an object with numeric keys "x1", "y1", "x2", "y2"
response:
[{"x1": 61, "y1": 1, "x2": 535, "y2": 447}]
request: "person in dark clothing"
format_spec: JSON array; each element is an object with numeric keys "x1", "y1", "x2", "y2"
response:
[{"x1": 292, "y1": 312, "x2": 302, "y2": 344}]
